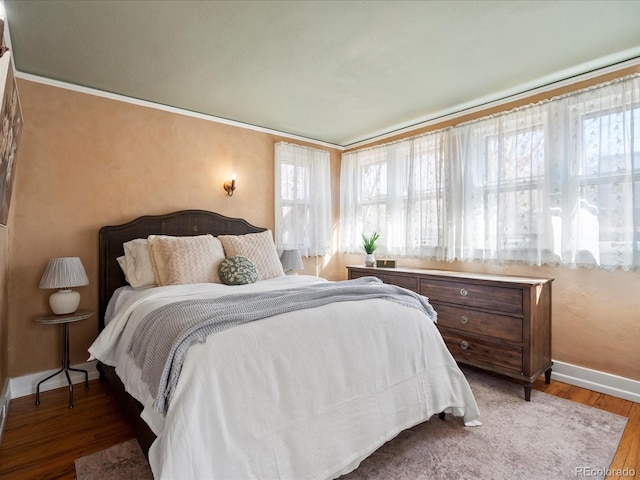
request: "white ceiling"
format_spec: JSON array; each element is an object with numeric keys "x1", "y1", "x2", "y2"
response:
[{"x1": 4, "y1": 0, "x2": 640, "y2": 147}]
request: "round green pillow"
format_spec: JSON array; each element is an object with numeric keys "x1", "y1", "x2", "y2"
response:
[{"x1": 218, "y1": 255, "x2": 259, "y2": 285}]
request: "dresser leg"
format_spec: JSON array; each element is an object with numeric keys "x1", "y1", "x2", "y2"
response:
[
  {"x1": 524, "y1": 382, "x2": 532, "y2": 401},
  {"x1": 544, "y1": 368, "x2": 552, "y2": 384}
]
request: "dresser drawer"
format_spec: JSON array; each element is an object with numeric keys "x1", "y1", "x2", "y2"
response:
[
  {"x1": 432, "y1": 302, "x2": 522, "y2": 343},
  {"x1": 351, "y1": 270, "x2": 419, "y2": 292},
  {"x1": 440, "y1": 329, "x2": 523, "y2": 372},
  {"x1": 347, "y1": 270, "x2": 368, "y2": 281},
  {"x1": 421, "y1": 279, "x2": 523, "y2": 315},
  {"x1": 347, "y1": 265, "x2": 553, "y2": 400}
]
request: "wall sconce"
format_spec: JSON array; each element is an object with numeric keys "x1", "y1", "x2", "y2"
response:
[{"x1": 223, "y1": 174, "x2": 236, "y2": 197}]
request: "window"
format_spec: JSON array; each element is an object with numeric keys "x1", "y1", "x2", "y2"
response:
[
  {"x1": 340, "y1": 148, "x2": 389, "y2": 255},
  {"x1": 340, "y1": 74, "x2": 640, "y2": 271},
  {"x1": 406, "y1": 134, "x2": 449, "y2": 258},
  {"x1": 340, "y1": 134, "x2": 449, "y2": 258},
  {"x1": 485, "y1": 126, "x2": 546, "y2": 253},
  {"x1": 275, "y1": 142, "x2": 331, "y2": 256},
  {"x1": 357, "y1": 150, "x2": 389, "y2": 245},
  {"x1": 569, "y1": 103, "x2": 640, "y2": 268},
  {"x1": 458, "y1": 111, "x2": 552, "y2": 264}
]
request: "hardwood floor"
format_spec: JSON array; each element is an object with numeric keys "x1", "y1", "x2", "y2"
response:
[
  {"x1": 532, "y1": 377, "x2": 639, "y2": 479},
  {"x1": 0, "y1": 377, "x2": 637, "y2": 479},
  {"x1": 0, "y1": 380, "x2": 134, "y2": 479}
]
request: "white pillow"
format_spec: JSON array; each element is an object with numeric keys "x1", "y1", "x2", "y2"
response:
[
  {"x1": 148, "y1": 234, "x2": 226, "y2": 285},
  {"x1": 116, "y1": 255, "x2": 130, "y2": 283},
  {"x1": 218, "y1": 230, "x2": 285, "y2": 281},
  {"x1": 122, "y1": 239, "x2": 157, "y2": 288}
]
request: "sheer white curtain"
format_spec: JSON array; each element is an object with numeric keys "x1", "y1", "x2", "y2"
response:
[
  {"x1": 455, "y1": 104, "x2": 556, "y2": 265},
  {"x1": 559, "y1": 76, "x2": 640, "y2": 269},
  {"x1": 402, "y1": 133, "x2": 452, "y2": 259},
  {"x1": 340, "y1": 74, "x2": 640, "y2": 270},
  {"x1": 340, "y1": 132, "x2": 450, "y2": 258},
  {"x1": 340, "y1": 143, "x2": 396, "y2": 256},
  {"x1": 275, "y1": 142, "x2": 331, "y2": 257}
]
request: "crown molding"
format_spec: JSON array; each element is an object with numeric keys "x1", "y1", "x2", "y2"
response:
[
  {"x1": 14, "y1": 51, "x2": 640, "y2": 152},
  {"x1": 344, "y1": 52, "x2": 640, "y2": 149},
  {"x1": 15, "y1": 71, "x2": 344, "y2": 151}
]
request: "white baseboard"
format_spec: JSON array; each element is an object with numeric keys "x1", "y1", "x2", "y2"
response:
[
  {"x1": 551, "y1": 360, "x2": 640, "y2": 404},
  {"x1": 4, "y1": 359, "x2": 638, "y2": 406},
  {"x1": 8, "y1": 361, "x2": 100, "y2": 400},
  {"x1": 0, "y1": 378, "x2": 9, "y2": 446}
]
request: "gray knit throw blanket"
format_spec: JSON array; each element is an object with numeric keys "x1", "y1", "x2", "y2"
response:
[{"x1": 128, "y1": 276, "x2": 437, "y2": 413}]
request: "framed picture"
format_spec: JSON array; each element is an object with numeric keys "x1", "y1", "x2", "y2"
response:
[{"x1": 0, "y1": 58, "x2": 23, "y2": 226}]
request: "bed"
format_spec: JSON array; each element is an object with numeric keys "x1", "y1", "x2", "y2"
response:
[{"x1": 90, "y1": 209, "x2": 480, "y2": 479}]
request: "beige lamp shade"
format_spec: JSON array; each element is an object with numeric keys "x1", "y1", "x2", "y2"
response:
[{"x1": 39, "y1": 257, "x2": 89, "y2": 314}]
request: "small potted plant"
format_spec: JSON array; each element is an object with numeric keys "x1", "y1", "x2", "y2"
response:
[{"x1": 361, "y1": 232, "x2": 380, "y2": 267}]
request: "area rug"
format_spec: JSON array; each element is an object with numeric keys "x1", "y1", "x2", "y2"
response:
[
  {"x1": 75, "y1": 369, "x2": 627, "y2": 480},
  {"x1": 75, "y1": 438, "x2": 152, "y2": 480},
  {"x1": 342, "y1": 368, "x2": 628, "y2": 479}
]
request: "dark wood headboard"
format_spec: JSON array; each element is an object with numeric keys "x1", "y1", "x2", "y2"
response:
[{"x1": 98, "y1": 210, "x2": 266, "y2": 331}]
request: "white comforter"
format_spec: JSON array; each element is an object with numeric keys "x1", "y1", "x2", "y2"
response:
[{"x1": 89, "y1": 275, "x2": 480, "y2": 480}]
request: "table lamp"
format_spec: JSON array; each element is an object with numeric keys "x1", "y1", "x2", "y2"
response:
[
  {"x1": 280, "y1": 249, "x2": 303, "y2": 275},
  {"x1": 39, "y1": 257, "x2": 89, "y2": 315}
]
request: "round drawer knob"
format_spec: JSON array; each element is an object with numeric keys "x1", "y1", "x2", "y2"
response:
[
  {"x1": 460, "y1": 340, "x2": 470, "y2": 350},
  {"x1": 460, "y1": 315, "x2": 469, "y2": 324},
  {"x1": 460, "y1": 288, "x2": 468, "y2": 296}
]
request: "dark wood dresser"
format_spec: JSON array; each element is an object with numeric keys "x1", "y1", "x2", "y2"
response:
[{"x1": 347, "y1": 265, "x2": 553, "y2": 400}]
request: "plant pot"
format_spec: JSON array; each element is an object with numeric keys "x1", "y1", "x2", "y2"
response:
[{"x1": 364, "y1": 253, "x2": 375, "y2": 267}]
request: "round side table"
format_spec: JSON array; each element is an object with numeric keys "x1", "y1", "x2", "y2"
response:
[{"x1": 34, "y1": 309, "x2": 94, "y2": 409}]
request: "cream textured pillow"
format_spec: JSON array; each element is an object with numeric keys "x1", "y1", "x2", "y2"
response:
[
  {"x1": 147, "y1": 235, "x2": 168, "y2": 284},
  {"x1": 148, "y1": 234, "x2": 226, "y2": 285},
  {"x1": 122, "y1": 239, "x2": 157, "y2": 288},
  {"x1": 218, "y1": 230, "x2": 285, "y2": 281}
]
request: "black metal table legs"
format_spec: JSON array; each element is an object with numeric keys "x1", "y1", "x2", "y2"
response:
[{"x1": 35, "y1": 322, "x2": 89, "y2": 409}]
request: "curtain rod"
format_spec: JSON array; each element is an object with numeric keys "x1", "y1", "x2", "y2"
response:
[{"x1": 345, "y1": 71, "x2": 640, "y2": 156}]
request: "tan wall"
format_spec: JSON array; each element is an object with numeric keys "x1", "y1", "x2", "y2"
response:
[{"x1": 6, "y1": 79, "x2": 341, "y2": 378}]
